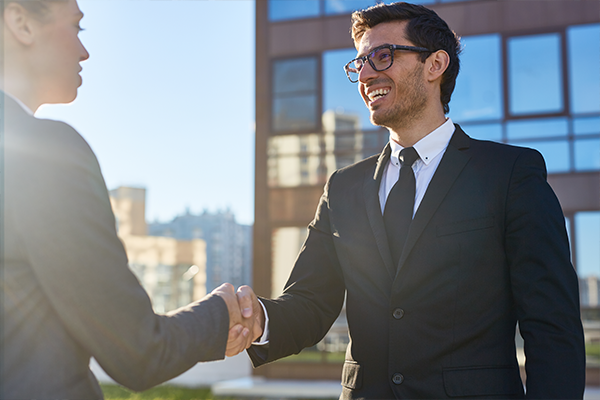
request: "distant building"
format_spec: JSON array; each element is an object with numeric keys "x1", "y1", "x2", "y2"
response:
[
  {"x1": 109, "y1": 186, "x2": 207, "y2": 313},
  {"x1": 148, "y1": 209, "x2": 252, "y2": 293},
  {"x1": 581, "y1": 276, "x2": 600, "y2": 308}
]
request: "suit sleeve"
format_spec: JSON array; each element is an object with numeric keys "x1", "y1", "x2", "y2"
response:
[
  {"x1": 248, "y1": 173, "x2": 346, "y2": 366},
  {"x1": 505, "y1": 149, "x2": 585, "y2": 398},
  {"x1": 11, "y1": 121, "x2": 228, "y2": 392}
]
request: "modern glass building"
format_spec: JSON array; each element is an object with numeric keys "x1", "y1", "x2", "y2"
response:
[{"x1": 254, "y1": 0, "x2": 600, "y2": 382}]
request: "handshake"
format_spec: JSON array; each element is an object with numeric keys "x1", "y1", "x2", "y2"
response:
[{"x1": 212, "y1": 283, "x2": 265, "y2": 357}]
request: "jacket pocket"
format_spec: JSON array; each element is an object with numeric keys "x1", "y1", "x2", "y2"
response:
[
  {"x1": 437, "y1": 216, "x2": 495, "y2": 237},
  {"x1": 341, "y1": 361, "x2": 362, "y2": 390},
  {"x1": 443, "y1": 365, "x2": 523, "y2": 397}
]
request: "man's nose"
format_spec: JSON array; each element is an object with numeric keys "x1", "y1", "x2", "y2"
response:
[{"x1": 358, "y1": 61, "x2": 378, "y2": 83}]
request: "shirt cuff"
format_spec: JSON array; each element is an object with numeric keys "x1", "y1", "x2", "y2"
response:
[{"x1": 252, "y1": 299, "x2": 270, "y2": 345}]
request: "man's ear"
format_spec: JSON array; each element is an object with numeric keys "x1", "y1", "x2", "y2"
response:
[
  {"x1": 426, "y1": 50, "x2": 450, "y2": 82},
  {"x1": 3, "y1": 3, "x2": 36, "y2": 46}
]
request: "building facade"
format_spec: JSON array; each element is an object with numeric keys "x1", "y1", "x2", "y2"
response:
[
  {"x1": 109, "y1": 187, "x2": 207, "y2": 313},
  {"x1": 148, "y1": 209, "x2": 253, "y2": 293},
  {"x1": 254, "y1": 0, "x2": 600, "y2": 381}
]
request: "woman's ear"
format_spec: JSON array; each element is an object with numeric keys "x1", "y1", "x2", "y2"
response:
[
  {"x1": 3, "y1": 3, "x2": 36, "y2": 46},
  {"x1": 426, "y1": 50, "x2": 450, "y2": 82}
]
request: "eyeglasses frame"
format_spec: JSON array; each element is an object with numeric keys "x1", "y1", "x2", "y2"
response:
[{"x1": 344, "y1": 44, "x2": 434, "y2": 83}]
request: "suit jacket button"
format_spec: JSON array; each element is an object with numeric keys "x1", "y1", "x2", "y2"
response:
[
  {"x1": 392, "y1": 373, "x2": 404, "y2": 385},
  {"x1": 393, "y1": 308, "x2": 404, "y2": 319}
]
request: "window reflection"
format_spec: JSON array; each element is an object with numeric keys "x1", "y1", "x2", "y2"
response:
[
  {"x1": 576, "y1": 211, "x2": 600, "y2": 307},
  {"x1": 508, "y1": 33, "x2": 563, "y2": 115},
  {"x1": 273, "y1": 96, "x2": 319, "y2": 131},
  {"x1": 507, "y1": 118, "x2": 568, "y2": 140},
  {"x1": 268, "y1": 134, "x2": 324, "y2": 187},
  {"x1": 268, "y1": 0, "x2": 478, "y2": 21},
  {"x1": 274, "y1": 58, "x2": 317, "y2": 94},
  {"x1": 574, "y1": 139, "x2": 600, "y2": 171},
  {"x1": 269, "y1": 0, "x2": 320, "y2": 22},
  {"x1": 450, "y1": 34, "x2": 503, "y2": 122},
  {"x1": 574, "y1": 116, "x2": 600, "y2": 135},
  {"x1": 268, "y1": 132, "x2": 385, "y2": 187},
  {"x1": 272, "y1": 227, "x2": 306, "y2": 297},
  {"x1": 461, "y1": 123, "x2": 502, "y2": 142},
  {"x1": 325, "y1": 0, "x2": 375, "y2": 15},
  {"x1": 568, "y1": 24, "x2": 600, "y2": 114},
  {"x1": 514, "y1": 140, "x2": 570, "y2": 173},
  {"x1": 273, "y1": 57, "x2": 319, "y2": 132},
  {"x1": 364, "y1": 131, "x2": 382, "y2": 149},
  {"x1": 323, "y1": 49, "x2": 372, "y2": 130}
]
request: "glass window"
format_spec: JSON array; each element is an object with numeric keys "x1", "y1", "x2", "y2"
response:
[
  {"x1": 274, "y1": 58, "x2": 318, "y2": 94},
  {"x1": 575, "y1": 211, "x2": 600, "y2": 307},
  {"x1": 363, "y1": 131, "x2": 387, "y2": 156},
  {"x1": 574, "y1": 138, "x2": 600, "y2": 171},
  {"x1": 323, "y1": 49, "x2": 373, "y2": 131},
  {"x1": 567, "y1": 24, "x2": 600, "y2": 114},
  {"x1": 514, "y1": 140, "x2": 570, "y2": 173},
  {"x1": 269, "y1": 0, "x2": 320, "y2": 21},
  {"x1": 508, "y1": 33, "x2": 563, "y2": 115},
  {"x1": 272, "y1": 227, "x2": 306, "y2": 296},
  {"x1": 268, "y1": 132, "x2": 381, "y2": 187},
  {"x1": 506, "y1": 117, "x2": 568, "y2": 140},
  {"x1": 450, "y1": 34, "x2": 503, "y2": 122},
  {"x1": 574, "y1": 116, "x2": 600, "y2": 135},
  {"x1": 325, "y1": 0, "x2": 375, "y2": 15},
  {"x1": 573, "y1": 116, "x2": 600, "y2": 136},
  {"x1": 461, "y1": 123, "x2": 502, "y2": 142},
  {"x1": 273, "y1": 96, "x2": 319, "y2": 131},
  {"x1": 268, "y1": 133, "x2": 323, "y2": 157},
  {"x1": 273, "y1": 57, "x2": 319, "y2": 132},
  {"x1": 268, "y1": 134, "x2": 324, "y2": 187}
]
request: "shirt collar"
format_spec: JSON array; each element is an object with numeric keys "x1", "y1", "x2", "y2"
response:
[{"x1": 389, "y1": 118, "x2": 455, "y2": 167}]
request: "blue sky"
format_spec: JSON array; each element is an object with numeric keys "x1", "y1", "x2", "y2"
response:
[{"x1": 36, "y1": 0, "x2": 256, "y2": 225}]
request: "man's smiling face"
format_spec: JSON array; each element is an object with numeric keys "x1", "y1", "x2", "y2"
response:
[{"x1": 357, "y1": 20, "x2": 429, "y2": 131}]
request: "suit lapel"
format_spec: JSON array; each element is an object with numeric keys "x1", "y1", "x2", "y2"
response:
[
  {"x1": 396, "y1": 126, "x2": 471, "y2": 278},
  {"x1": 363, "y1": 144, "x2": 396, "y2": 279}
]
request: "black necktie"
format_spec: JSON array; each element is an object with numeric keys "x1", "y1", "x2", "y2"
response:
[{"x1": 383, "y1": 147, "x2": 419, "y2": 267}]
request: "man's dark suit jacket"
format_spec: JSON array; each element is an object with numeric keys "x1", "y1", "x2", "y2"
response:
[
  {"x1": 249, "y1": 125, "x2": 585, "y2": 399},
  {"x1": 1, "y1": 95, "x2": 229, "y2": 399}
]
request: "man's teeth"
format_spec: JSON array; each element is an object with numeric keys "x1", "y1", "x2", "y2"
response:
[{"x1": 368, "y1": 88, "x2": 390, "y2": 101}]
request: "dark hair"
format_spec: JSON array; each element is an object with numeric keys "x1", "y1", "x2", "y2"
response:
[{"x1": 351, "y1": 2, "x2": 461, "y2": 114}]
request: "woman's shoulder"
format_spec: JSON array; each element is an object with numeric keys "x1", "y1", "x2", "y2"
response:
[
  {"x1": 8, "y1": 103, "x2": 92, "y2": 151},
  {"x1": 5, "y1": 108, "x2": 101, "y2": 176}
]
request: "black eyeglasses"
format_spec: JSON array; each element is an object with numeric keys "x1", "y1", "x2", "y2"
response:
[{"x1": 343, "y1": 44, "x2": 433, "y2": 83}]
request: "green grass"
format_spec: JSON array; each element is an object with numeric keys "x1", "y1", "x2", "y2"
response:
[
  {"x1": 101, "y1": 384, "x2": 336, "y2": 400},
  {"x1": 586, "y1": 343, "x2": 600, "y2": 358},
  {"x1": 101, "y1": 384, "x2": 223, "y2": 400}
]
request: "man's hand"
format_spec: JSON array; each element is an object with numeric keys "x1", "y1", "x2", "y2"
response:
[
  {"x1": 212, "y1": 283, "x2": 265, "y2": 357},
  {"x1": 236, "y1": 285, "x2": 265, "y2": 345},
  {"x1": 211, "y1": 283, "x2": 250, "y2": 357}
]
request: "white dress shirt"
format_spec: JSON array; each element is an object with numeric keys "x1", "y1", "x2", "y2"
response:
[
  {"x1": 379, "y1": 118, "x2": 455, "y2": 214},
  {"x1": 254, "y1": 118, "x2": 456, "y2": 346}
]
